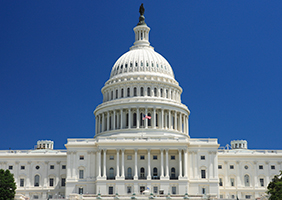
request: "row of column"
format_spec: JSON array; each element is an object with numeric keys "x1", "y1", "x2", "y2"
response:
[
  {"x1": 103, "y1": 84, "x2": 180, "y2": 103},
  {"x1": 97, "y1": 148, "x2": 188, "y2": 179},
  {"x1": 95, "y1": 108, "x2": 188, "y2": 134}
]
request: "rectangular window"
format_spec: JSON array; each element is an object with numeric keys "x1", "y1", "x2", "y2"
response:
[
  {"x1": 62, "y1": 165, "x2": 66, "y2": 169},
  {"x1": 140, "y1": 155, "x2": 145, "y2": 160},
  {"x1": 50, "y1": 165, "x2": 54, "y2": 169},
  {"x1": 172, "y1": 186, "x2": 176, "y2": 194},
  {"x1": 218, "y1": 165, "x2": 222, "y2": 169},
  {"x1": 127, "y1": 186, "x2": 131, "y2": 194},
  {"x1": 110, "y1": 155, "x2": 114, "y2": 160},
  {"x1": 109, "y1": 186, "x2": 113, "y2": 195},
  {"x1": 230, "y1": 178, "x2": 235, "y2": 186},
  {"x1": 34, "y1": 195, "x2": 39, "y2": 199},
  {"x1": 271, "y1": 165, "x2": 275, "y2": 169},
  {"x1": 260, "y1": 178, "x2": 264, "y2": 187},
  {"x1": 201, "y1": 170, "x2": 206, "y2": 179},
  {"x1": 79, "y1": 187, "x2": 83, "y2": 194},
  {"x1": 21, "y1": 166, "x2": 25, "y2": 170},
  {"x1": 79, "y1": 170, "x2": 84, "y2": 179},
  {"x1": 153, "y1": 186, "x2": 158, "y2": 194},
  {"x1": 9, "y1": 165, "x2": 13, "y2": 170},
  {"x1": 20, "y1": 178, "x2": 24, "y2": 187},
  {"x1": 230, "y1": 165, "x2": 234, "y2": 169},
  {"x1": 61, "y1": 178, "x2": 66, "y2": 187},
  {"x1": 201, "y1": 155, "x2": 205, "y2": 160},
  {"x1": 202, "y1": 188, "x2": 206, "y2": 194},
  {"x1": 127, "y1": 155, "x2": 132, "y2": 160},
  {"x1": 231, "y1": 195, "x2": 235, "y2": 199},
  {"x1": 171, "y1": 155, "x2": 175, "y2": 160},
  {"x1": 153, "y1": 155, "x2": 158, "y2": 160},
  {"x1": 245, "y1": 195, "x2": 251, "y2": 199},
  {"x1": 259, "y1": 165, "x2": 263, "y2": 169},
  {"x1": 140, "y1": 186, "x2": 145, "y2": 193},
  {"x1": 80, "y1": 155, "x2": 84, "y2": 160},
  {"x1": 219, "y1": 178, "x2": 223, "y2": 186},
  {"x1": 220, "y1": 195, "x2": 223, "y2": 199},
  {"x1": 49, "y1": 178, "x2": 54, "y2": 187}
]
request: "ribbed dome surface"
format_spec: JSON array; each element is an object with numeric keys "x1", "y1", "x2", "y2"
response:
[{"x1": 109, "y1": 47, "x2": 174, "y2": 79}]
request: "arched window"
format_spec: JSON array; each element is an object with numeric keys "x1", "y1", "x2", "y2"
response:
[
  {"x1": 171, "y1": 91, "x2": 173, "y2": 99},
  {"x1": 111, "y1": 91, "x2": 113, "y2": 100},
  {"x1": 121, "y1": 88, "x2": 124, "y2": 98},
  {"x1": 147, "y1": 87, "x2": 150, "y2": 96},
  {"x1": 140, "y1": 113, "x2": 144, "y2": 127},
  {"x1": 109, "y1": 116, "x2": 112, "y2": 130},
  {"x1": 160, "y1": 89, "x2": 163, "y2": 97},
  {"x1": 79, "y1": 169, "x2": 84, "y2": 179},
  {"x1": 34, "y1": 175, "x2": 39, "y2": 187},
  {"x1": 167, "y1": 114, "x2": 169, "y2": 128},
  {"x1": 109, "y1": 168, "x2": 114, "y2": 178},
  {"x1": 154, "y1": 88, "x2": 157, "y2": 97},
  {"x1": 116, "y1": 89, "x2": 118, "y2": 99},
  {"x1": 134, "y1": 87, "x2": 137, "y2": 96},
  {"x1": 148, "y1": 113, "x2": 151, "y2": 127},
  {"x1": 153, "y1": 167, "x2": 158, "y2": 177},
  {"x1": 140, "y1": 167, "x2": 145, "y2": 178},
  {"x1": 126, "y1": 113, "x2": 129, "y2": 127},
  {"x1": 133, "y1": 113, "x2": 137, "y2": 127},
  {"x1": 156, "y1": 113, "x2": 158, "y2": 127},
  {"x1": 166, "y1": 89, "x2": 168, "y2": 98},
  {"x1": 171, "y1": 167, "x2": 176, "y2": 178},
  {"x1": 127, "y1": 88, "x2": 130, "y2": 97},
  {"x1": 244, "y1": 174, "x2": 250, "y2": 186},
  {"x1": 127, "y1": 167, "x2": 132, "y2": 178},
  {"x1": 140, "y1": 87, "x2": 144, "y2": 96}
]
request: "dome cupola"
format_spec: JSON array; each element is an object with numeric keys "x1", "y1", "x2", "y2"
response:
[{"x1": 94, "y1": 4, "x2": 190, "y2": 139}]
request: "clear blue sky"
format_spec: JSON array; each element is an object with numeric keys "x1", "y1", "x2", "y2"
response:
[{"x1": 1, "y1": 1, "x2": 282, "y2": 150}]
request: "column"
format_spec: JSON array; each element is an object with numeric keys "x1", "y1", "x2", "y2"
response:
[
  {"x1": 128, "y1": 108, "x2": 131, "y2": 129},
  {"x1": 97, "y1": 115, "x2": 100, "y2": 133},
  {"x1": 145, "y1": 108, "x2": 148, "y2": 128},
  {"x1": 44, "y1": 161, "x2": 49, "y2": 187},
  {"x1": 134, "y1": 149, "x2": 138, "y2": 179},
  {"x1": 184, "y1": 149, "x2": 188, "y2": 177},
  {"x1": 72, "y1": 152, "x2": 77, "y2": 179},
  {"x1": 161, "y1": 109, "x2": 164, "y2": 129},
  {"x1": 107, "y1": 112, "x2": 110, "y2": 131},
  {"x1": 113, "y1": 110, "x2": 116, "y2": 130},
  {"x1": 27, "y1": 161, "x2": 31, "y2": 187},
  {"x1": 102, "y1": 113, "x2": 105, "y2": 132},
  {"x1": 254, "y1": 161, "x2": 258, "y2": 187},
  {"x1": 168, "y1": 110, "x2": 171, "y2": 129},
  {"x1": 189, "y1": 151, "x2": 193, "y2": 179},
  {"x1": 165, "y1": 149, "x2": 169, "y2": 177},
  {"x1": 95, "y1": 116, "x2": 98, "y2": 134},
  {"x1": 147, "y1": 149, "x2": 151, "y2": 179},
  {"x1": 116, "y1": 149, "x2": 120, "y2": 177},
  {"x1": 87, "y1": 152, "x2": 91, "y2": 179},
  {"x1": 179, "y1": 113, "x2": 182, "y2": 132},
  {"x1": 121, "y1": 149, "x2": 125, "y2": 177},
  {"x1": 103, "y1": 149, "x2": 107, "y2": 178},
  {"x1": 57, "y1": 161, "x2": 61, "y2": 187},
  {"x1": 161, "y1": 149, "x2": 164, "y2": 177},
  {"x1": 153, "y1": 108, "x2": 156, "y2": 128},
  {"x1": 137, "y1": 108, "x2": 140, "y2": 128},
  {"x1": 174, "y1": 112, "x2": 177, "y2": 130},
  {"x1": 117, "y1": 112, "x2": 120, "y2": 129},
  {"x1": 209, "y1": 152, "x2": 213, "y2": 179},
  {"x1": 183, "y1": 115, "x2": 186, "y2": 133},
  {"x1": 120, "y1": 109, "x2": 123, "y2": 129},
  {"x1": 178, "y1": 149, "x2": 182, "y2": 178},
  {"x1": 92, "y1": 151, "x2": 96, "y2": 179},
  {"x1": 98, "y1": 150, "x2": 101, "y2": 177}
]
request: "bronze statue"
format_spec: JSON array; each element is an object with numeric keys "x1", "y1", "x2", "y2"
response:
[
  {"x1": 139, "y1": 3, "x2": 145, "y2": 16},
  {"x1": 137, "y1": 3, "x2": 146, "y2": 26}
]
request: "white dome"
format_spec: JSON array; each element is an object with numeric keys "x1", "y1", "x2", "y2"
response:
[{"x1": 110, "y1": 47, "x2": 174, "y2": 79}]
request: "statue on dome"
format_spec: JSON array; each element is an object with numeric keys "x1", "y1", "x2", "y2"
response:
[
  {"x1": 139, "y1": 3, "x2": 145, "y2": 16},
  {"x1": 137, "y1": 3, "x2": 146, "y2": 26}
]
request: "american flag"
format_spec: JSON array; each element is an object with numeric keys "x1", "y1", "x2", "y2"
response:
[{"x1": 142, "y1": 114, "x2": 151, "y2": 120}]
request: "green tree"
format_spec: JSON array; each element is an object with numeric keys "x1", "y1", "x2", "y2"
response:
[
  {"x1": 267, "y1": 171, "x2": 282, "y2": 200},
  {"x1": 0, "y1": 169, "x2": 16, "y2": 200}
]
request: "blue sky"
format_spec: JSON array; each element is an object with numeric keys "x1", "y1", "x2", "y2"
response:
[{"x1": 1, "y1": 1, "x2": 282, "y2": 150}]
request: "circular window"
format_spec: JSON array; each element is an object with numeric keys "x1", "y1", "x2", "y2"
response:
[
  {"x1": 244, "y1": 165, "x2": 248, "y2": 169},
  {"x1": 35, "y1": 166, "x2": 40, "y2": 170}
]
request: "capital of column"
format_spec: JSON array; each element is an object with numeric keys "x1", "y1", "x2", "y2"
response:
[
  {"x1": 253, "y1": 161, "x2": 257, "y2": 165},
  {"x1": 45, "y1": 161, "x2": 49, "y2": 164},
  {"x1": 56, "y1": 161, "x2": 61, "y2": 165},
  {"x1": 15, "y1": 161, "x2": 20, "y2": 164},
  {"x1": 265, "y1": 161, "x2": 269, "y2": 165},
  {"x1": 236, "y1": 161, "x2": 240, "y2": 164}
]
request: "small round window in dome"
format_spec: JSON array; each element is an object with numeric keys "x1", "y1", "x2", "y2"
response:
[
  {"x1": 36, "y1": 166, "x2": 40, "y2": 170},
  {"x1": 244, "y1": 165, "x2": 248, "y2": 169}
]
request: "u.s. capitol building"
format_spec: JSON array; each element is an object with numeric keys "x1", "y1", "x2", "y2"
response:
[{"x1": 1, "y1": 5, "x2": 281, "y2": 200}]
